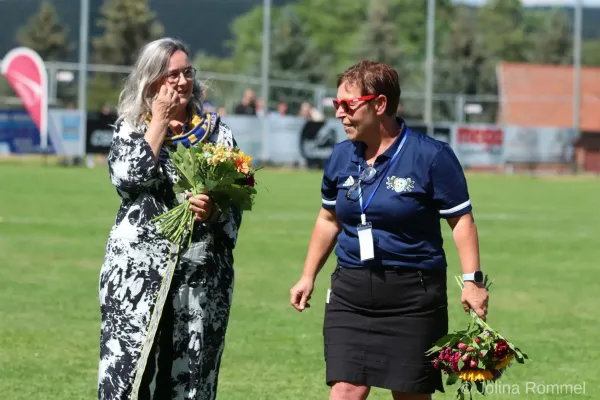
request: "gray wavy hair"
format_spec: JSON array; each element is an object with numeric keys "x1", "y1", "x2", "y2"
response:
[{"x1": 116, "y1": 37, "x2": 204, "y2": 129}]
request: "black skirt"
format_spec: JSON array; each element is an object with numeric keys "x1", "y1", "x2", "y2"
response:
[{"x1": 323, "y1": 265, "x2": 448, "y2": 394}]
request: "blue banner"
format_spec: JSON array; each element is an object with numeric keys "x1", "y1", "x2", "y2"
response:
[{"x1": 0, "y1": 109, "x2": 55, "y2": 154}]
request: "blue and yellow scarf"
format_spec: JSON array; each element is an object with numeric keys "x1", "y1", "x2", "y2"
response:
[{"x1": 144, "y1": 107, "x2": 219, "y2": 148}]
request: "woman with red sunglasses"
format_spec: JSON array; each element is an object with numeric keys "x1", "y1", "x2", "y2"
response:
[{"x1": 290, "y1": 61, "x2": 487, "y2": 400}]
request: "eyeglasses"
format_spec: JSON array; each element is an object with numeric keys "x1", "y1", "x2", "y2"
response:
[
  {"x1": 166, "y1": 67, "x2": 196, "y2": 83},
  {"x1": 346, "y1": 167, "x2": 377, "y2": 200},
  {"x1": 332, "y1": 95, "x2": 377, "y2": 113}
]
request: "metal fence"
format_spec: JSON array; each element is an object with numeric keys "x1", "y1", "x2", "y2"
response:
[{"x1": 0, "y1": 60, "x2": 597, "y2": 127}]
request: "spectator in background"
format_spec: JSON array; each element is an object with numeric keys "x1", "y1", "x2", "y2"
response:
[
  {"x1": 101, "y1": 103, "x2": 114, "y2": 116},
  {"x1": 255, "y1": 97, "x2": 265, "y2": 116},
  {"x1": 203, "y1": 99, "x2": 216, "y2": 113},
  {"x1": 309, "y1": 107, "x2": 325, "y2": 121},
  {"x1": 277, "y1": 101, "x2": 288, "y2": 116},
  {"x1": 234, "y1": 88, "x2": 256, "y2": 115},
  {"x1": 299, "y1": 101, "x2": 325, "y2": 121},
  {"x1": 299, "y1": 102, "x2": 312, "y2": 119},
  {"x1": 202, "y1": 87, "x2": 216, "y2": 113}
]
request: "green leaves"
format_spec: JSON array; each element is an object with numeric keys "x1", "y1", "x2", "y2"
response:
[
  {"x1": 514, "y1": 346, "x2": 529, "y2": 364},
  {"x1": 475, "y1": 381, "x2": 485, "y2": 395},
  {"x1": 426, "y1": 332, "x2": 463, "y2": 355},
  {"x1": 170, "y1": 143, "x2": 199, "y2": 190},
  {"x1": 92, "y1": 0, "x2": 164, "y2": 66},
  {"x1": 153, "y1": 142, "x2": 258, "y2": 245},
  {"x1": 16, "y1": 0, "x2": 73, "y2": 62},
  {"x1": 446, "y1": 373, "x2": 458, "y2": 386}
]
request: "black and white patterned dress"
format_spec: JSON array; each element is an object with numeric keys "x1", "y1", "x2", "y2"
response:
[{"x1": 98, "y1": 116, "x2": 242, "y2": 400}]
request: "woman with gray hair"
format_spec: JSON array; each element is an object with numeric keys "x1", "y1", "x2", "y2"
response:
[{"x1": 98, "y1": 38, "x2": 242, "y2": 400}]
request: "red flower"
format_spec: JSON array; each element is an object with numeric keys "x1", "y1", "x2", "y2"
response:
[
  {"x1": 494, "y1": 339, "x2": 510, "y2": 360},
  {"x1": 450, "y1": 352, "x2": 461, "y2": 372},
  {"x1": 244, "y1": 174, "x2": 255, "y2": 187}
]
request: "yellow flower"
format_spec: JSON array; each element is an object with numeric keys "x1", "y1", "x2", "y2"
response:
[
  {"x1": 494, "y1": 354, "x2": 514, "y2": 370},
  {"x1": 458, "y1": 369, "x2": 494, "y2": 381}
]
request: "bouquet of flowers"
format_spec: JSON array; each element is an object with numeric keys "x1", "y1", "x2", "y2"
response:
[
  {"x1": 426, "y1": 276, "x2": 528, "y2": 399},
  {"x1": 152, "y1": 142, "x2": 258, "y2": 246}
]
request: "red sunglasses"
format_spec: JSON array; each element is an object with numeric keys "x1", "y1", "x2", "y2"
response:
[{"x1": 332, "y1": 94, "x2": 377, "y2": 113}]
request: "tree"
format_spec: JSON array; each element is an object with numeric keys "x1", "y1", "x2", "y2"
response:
[
  {"x1": 352, "y1": 0, "x2": 403, "y2": 68},
  {"x1": 388, "y1": 0, "x2": 454, "y2": 61},
  {"x1": 268, "y1": 6, "x2": 333, "y2": 112},
  {"x1": 92, "y1": 0, "x2": 164, "y2": 66},
  {"x1": 192, "y1": 51, "x2": 243, "y2": 111},
  {"x1": 87, "y1": 73, "x2": 123, "y2": 111},
  {"x1": 293, "y1": 0, "x2": 366, "y2": 84},
  {"x1": 270, "y1": 6, "x2": 331, "y2": 83},
  {"x1": 227, "y1": 4, "x2": 333, "y2": 113},
  {"x1": 582, "y1": 40, "x2": 600, "y2": 66},
  {"x1": 435, "y1": 5, "x2": 482, "y2": 121},
  {"x1": 528, "y1": 9, "x2": 572, "y2": 65},
  {"x1": 16, "y1": 0, "x2": 72, "y2": 61},
  {"x1": 471, "y1": 0, "x2": 530, "y2": 121},
  {"x1": 227, "y1": 5, "x2": 272, "y2": 77},
  {"x1": 377, "y1": 0, "x2": 454, "y2": 121},
  {"x1": 15, "y1": 1, "x2": 75, "y2": 106},
  {"x1": 89, "y1": 0, "x2": 163, "y2": 111}
]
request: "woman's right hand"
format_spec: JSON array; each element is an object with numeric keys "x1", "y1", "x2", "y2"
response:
[
  {"x1": 151, "y1": 84, "x2": 180, "y2": 122},
  {"x1": 290, "y1": 276, "x2": 315, "y2": 312}
]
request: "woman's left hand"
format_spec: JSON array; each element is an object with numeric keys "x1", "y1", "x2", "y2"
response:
[{"x1": 187, "y1": 193, "x2": 214, "y2": 222}]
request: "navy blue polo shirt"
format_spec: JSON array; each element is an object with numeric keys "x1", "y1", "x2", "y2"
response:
[{"x1": 321, "y1": 122, "x2": 472, "y2": 270}]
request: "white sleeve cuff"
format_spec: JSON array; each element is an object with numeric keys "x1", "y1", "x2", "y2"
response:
[
  {"x1": 322, "y1": 198, "x2": 336, "y2": 206},
  {"x1": 439, "y1": 199, "x2": 471, "y2": 215}
]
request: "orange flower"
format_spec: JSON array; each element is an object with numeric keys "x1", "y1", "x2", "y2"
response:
[{"x1": 235, "y1": 152, "x2": 252, "y2": 173}]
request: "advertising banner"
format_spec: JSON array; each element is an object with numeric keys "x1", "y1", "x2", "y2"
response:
[
  {"x1": 503, "y1": 126, "x2": 575, "y2": 164},
  {"x1": 452, "y1": 125, "x2": 505, "y2": 166},
  {"x1": 86, "y1": 112, "x2": 117, "y2": 154},
  {"x1": 0, "y1": 108, "x2": 84, "y2": 156},
  {"x1": 1, "y1": 47, "x2": 48, "y2": 151},
  {"x1": 48, "y1": 109, "x2": 84, "y2": 156}
]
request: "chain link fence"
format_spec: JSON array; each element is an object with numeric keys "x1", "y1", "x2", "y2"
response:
[{"x1": 1, "y1": 60, "x2": 594, "y2": 128}]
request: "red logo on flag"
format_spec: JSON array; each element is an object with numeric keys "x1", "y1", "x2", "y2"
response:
[{"x1": 1, "y1": 47, "x2": 48, "y2": 150}]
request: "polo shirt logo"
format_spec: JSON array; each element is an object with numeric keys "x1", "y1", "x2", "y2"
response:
[
  {"x1": 342, "y1": 176, "x2": 355, "y2": 187},
  {"x1": 386, "y1": 176, "x2": 415, "y2": 193}
]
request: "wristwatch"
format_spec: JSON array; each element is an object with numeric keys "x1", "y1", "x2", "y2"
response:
[{"x1": 463, "y1": 270, "x2": 484, "y2": 283}]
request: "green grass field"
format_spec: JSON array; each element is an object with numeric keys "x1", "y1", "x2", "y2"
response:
[{"x1": 0, "y1": 164, "x2": 599, "y2": 399}]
